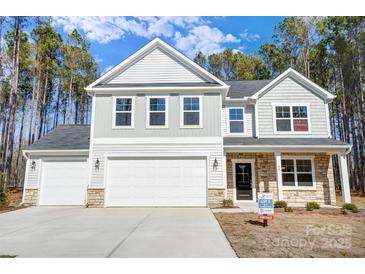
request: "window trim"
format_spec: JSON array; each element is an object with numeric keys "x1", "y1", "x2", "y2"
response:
[
  {"x1": 281, "y1": 156, "x2": 316, "y2": 190},
  {"x1": 180, "y1": 95, "x2": 203, "y2": 128},
  {"x1": 272, "y1": 103, "x2": 311, "y2": 134},
  {"x1": 146, "y1": 96, "x2": 169, "y2": 129},
  {"x1": 112, "y1": 96, "x2": 135, "y2": 129},
  {"x1": 227, "y1": 107, "x2": 245, "y2": 136}
]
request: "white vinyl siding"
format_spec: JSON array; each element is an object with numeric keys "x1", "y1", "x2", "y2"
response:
[
  {"x1": 107, "y1": 47, "x2": 205, "y2": 84},
  {"x1": 222, "y1": 104, "x2": 255, "y2": 137},
  {"x1": 257, "y1": 77, "x2": 329, "y2": 137},
  {"x1": 90, "y1": 142, "x2": 224, "y2": 189}
]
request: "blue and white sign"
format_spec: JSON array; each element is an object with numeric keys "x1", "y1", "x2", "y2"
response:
[{"x1": 258, "y1": 192, "x2": 274, "y2": 215}]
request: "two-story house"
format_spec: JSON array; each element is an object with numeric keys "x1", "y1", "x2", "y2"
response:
[{"x1": 22, "y1": 38, "x2": 351, "y2": 208}]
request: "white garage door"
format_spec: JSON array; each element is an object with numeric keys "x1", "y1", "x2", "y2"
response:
[
  {"x1": 39, "y1": 159, "x2": 89, "y2": 206},
  {"x1": 105, "y1": 158, "x2": 207, "y2": 207}
]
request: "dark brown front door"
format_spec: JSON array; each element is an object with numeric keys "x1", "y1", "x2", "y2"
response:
[{"x1": 235, "y1": 163, "x2": 253, "y2": 200}]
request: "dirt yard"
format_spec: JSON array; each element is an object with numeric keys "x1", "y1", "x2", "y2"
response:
[
  {"x1": 337, "y1": 194, "x2": 365, "y2": 208},
  {"x1": 0, "y1": 190, "x2": 24, "y2": 214},
  {"x1": 215, "y1": 209, "x2": 365, "y2": 258}
]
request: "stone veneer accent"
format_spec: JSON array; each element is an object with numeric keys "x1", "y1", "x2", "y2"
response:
[
  {"x1": 208, "y1": 189, "x2": 225, "y2": 207},
  {"x1": 87, "y1": 188, "x2": 105, "y2": 208},
  {"x1": 226, "y1": 152, "x2": 336, "y2": 207},
  {"x1": 23, "y1": 189, "x2": 38, "y2": 206}
]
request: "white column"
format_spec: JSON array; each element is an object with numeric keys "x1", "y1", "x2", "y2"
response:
[
  {"x1": 274, "y1": 151, "x2": 284, "y2": 201},
  {"x1": 338, "y1": 153, "x2": 351, "y2": 203}
]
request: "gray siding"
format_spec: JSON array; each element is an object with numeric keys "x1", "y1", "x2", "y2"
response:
[
  {"x1": 107, "y1": 47, "x2": 205, "y2": 84},
  {"x1": 93, "y1": 93, "x2": 222, "y2": 138},
  {"x1": 258, "y1": 77, "x2": 329, "y2": 138},
  {"x1": 222, "y1": 103, "x2": 255, "y2": 137}
]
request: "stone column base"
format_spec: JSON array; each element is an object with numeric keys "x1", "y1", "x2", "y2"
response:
[
  {"x1": 208, "y1": 188, "x2": 225, "y2": 208},
  {"x1": 23, "y1": 189, "x2": 38, "y2": 206},
  {"x1": 87, "y1": 188, "x2": 105, "y2": 208}
]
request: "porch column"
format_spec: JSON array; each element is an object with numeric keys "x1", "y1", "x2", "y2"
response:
[
  {"x1": 274, "y1": 151, "x2": 284, "y2": 201},
  {"x1": 338, "y1": 152, "x2": 351, "y2": 203}
]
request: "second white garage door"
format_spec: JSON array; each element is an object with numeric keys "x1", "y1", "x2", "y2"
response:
[
  {"x1": 39, "y1": 159, "x2": 89, "y2": 206},
  {"x1": 105, "y1": 158, "x2": 207, "y2": 207}
]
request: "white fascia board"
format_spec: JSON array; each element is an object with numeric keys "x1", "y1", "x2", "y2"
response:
[
  {"x1": 23, "y1": 149, "x2": 89, "y2": 157},
  {"x1": 250, "y1": 68, "x2": 335, "y2": 101},
  {"x1": 86, "y1": 38, "x2": 229, "y2": 91},
  {"x1": 93, "y1": 137, "x2": 222, "y2": 145},
  {"x1": 224, "y1": 144, "x2": 350, "y2": 153}
]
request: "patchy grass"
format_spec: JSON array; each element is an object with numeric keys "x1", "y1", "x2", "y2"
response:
[{"x1": 215, "y1": 209, "x2": 365, "y2": 258}]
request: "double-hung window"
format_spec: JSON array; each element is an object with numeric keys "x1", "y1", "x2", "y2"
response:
[
  {"x1": 147, "y1": 97, "x2": 168, "y2": 127},
  {"x1": 181, "y1": 96, "x2": 202, "y2": 127},
  {"x1": 275, "y1": 104, "x2": 309, "y2": 133},
  {"x1": 281, "y1": 159, "x2": 314, "y2": 188},
  {"x1": 114, "y1": 97, "x2": 134, "y2": 128},
  {"x1": 228, "y1": 108, "x2": 244, "y2": 134}
]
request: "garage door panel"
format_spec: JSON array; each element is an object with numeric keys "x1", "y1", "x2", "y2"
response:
[
  {"x1": 39, "y1": 160, "x2": 88, "y2": 206},
  {"x1": 105, "y1": 158, "x2": 207, "y2": 207}
]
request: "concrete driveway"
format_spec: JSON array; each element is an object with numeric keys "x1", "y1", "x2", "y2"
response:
[{"x1": 0, "y1": 207, "x2": 236, "y2": 258}]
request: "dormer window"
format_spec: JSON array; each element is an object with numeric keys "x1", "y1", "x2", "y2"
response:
[{"x1": 274, "y1": 104, "x2": 310, "y2": 133}]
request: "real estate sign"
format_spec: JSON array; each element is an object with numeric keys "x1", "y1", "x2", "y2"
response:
[{"x1": 258, "y1": 192, "x2": 274, "y2": 216}]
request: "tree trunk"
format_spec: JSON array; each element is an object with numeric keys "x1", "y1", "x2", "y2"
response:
[{"x1": 67, "y1": 75, "x2": 73, "y2": 124}]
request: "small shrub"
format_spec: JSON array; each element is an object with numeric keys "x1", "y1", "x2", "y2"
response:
[
  {"x1": 340, "y1": 208, "x2": 348, "y2": 215},
  {"x1": 0, "y1": 173, "x2": 9, "y2": 208},
  {"x1": 285, "y1": 206, "x2": 293, "y2": 212},
  {"x1": 306, "y1": 201, "x2": 320, "y2": 211},
  {"x1": 274, "y1": 200, "x2": 287, "y2": 208},
  {"x1": 342, "y1": 203, "x2": 358, "y2": 213},
  {"x1": 223, "y1": 199, "x2": 234, "y2": 207}
]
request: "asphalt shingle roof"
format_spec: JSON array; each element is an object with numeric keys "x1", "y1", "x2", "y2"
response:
[
  {"x1": 224, "y1": 137, "x2": 349, "y2": 147},
  {"x1": 224, "y1": 80, "x2": 272, "y2": 98},
  {"x1": 27, "y1": 125, "x2": 90, "y2": 150}
]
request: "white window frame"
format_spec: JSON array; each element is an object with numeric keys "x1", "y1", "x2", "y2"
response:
[
  {"x1": 180, "y1": 95, "x2": 203, "y2": 128},
  {"x1": 146, "y1": 96, "x2": 169, "y2": 129},
  {"x1": 281, "y1": 157, "x2": 316, "y2": 190},
  {"x1": 227, "y1": 107, "x2": 245, "y2": 135},
  {"x1": 272, "y1": 103, "x2": 311, "y2": 134},
  {"x1": 112, "y1": 96, "x2": 135, "y2": 129}
]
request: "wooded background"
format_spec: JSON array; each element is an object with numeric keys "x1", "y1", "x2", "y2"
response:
[{"x1": 0, "y1": 17, "x2": 364, "y2": 194}]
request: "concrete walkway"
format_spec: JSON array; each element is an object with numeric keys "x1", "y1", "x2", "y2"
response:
[{"x1": 0, "y1": 207, "x2": 236, "y2": 258}]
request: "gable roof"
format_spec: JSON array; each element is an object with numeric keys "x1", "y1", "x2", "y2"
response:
[
  {"x1": 225, "y1": 80, "x2": 272, "y2": 98},
  {"x1": 26, "y1": 125, "x2": 90, "y2": 151},
  {"x1": 86, "y1": 38, "x2": 228, "y2": 92},
  {"x1": 251, "y1": 68, "x2": 335, "y2": 101}
]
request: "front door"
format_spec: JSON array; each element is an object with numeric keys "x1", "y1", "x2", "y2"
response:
[{"x1": 235, "y1": 163, "x2": 253, "y2": 201}]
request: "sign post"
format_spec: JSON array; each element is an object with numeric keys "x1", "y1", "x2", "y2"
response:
[{"x1": 257, "y1": 192, "x2": 274, "y2": 227}]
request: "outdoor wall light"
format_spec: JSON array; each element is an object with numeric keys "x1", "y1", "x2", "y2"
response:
[
  {"x1": 213, "y1": 158, "x2": 218, "y2": 170},
  {"x1": 31, "y1": 160, "x2": 36, "y2": 171},
  {"x1": 95, "y1": 158, "x2": 100, "y2": 171}
]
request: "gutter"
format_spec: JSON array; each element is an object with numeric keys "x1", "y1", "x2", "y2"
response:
[{"x1": 23, "y1": 149, "x2": 90, "y2": 157}]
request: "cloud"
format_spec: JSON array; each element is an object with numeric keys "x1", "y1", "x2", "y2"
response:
[
  {"x1": 240, "y1": 29, "x2": 260, "y2": 42},
  {"x1": 53, "y1": 16, "x2": 241, "y2": 57}
]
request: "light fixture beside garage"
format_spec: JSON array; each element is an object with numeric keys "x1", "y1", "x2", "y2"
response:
[
  {"x1": 213, "y1": 158, "x2": 218, "y2": 170},
  {"x1": 95, "y1": 158, "x2": 100, "y2": 171},
  {"x1": 31, "y1": 160, "x2": 36, "y2": 171}
]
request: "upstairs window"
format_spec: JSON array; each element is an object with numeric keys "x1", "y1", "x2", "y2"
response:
[
  {"x1": 228, "y1": 108, "x2": 244, "y2": 133},
  {"x1": 281, "y1": 159, "x2": 314, "y2": 188},
  {"x1": 147, "y1": 97, "x2": 167, "y2": 127},
  {"x1": 182, "y1": 96, "x2": 202, "y2": 127},
  {"x1": 114, "y1": 97, "x2": 134, "y2": 127},
  {"x1": 275, "y1": 105, "x2": 309, "y2": 132}
]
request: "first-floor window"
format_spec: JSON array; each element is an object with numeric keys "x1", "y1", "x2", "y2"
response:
[
  {"x1": 115, "y1": 97, "x2": 133, "y2": 127},
  {"x1": 229, "y1": 108, "x2": 244, "y2": 133},
  {"x1": 281, "y1": 159, "x2": 314, "y2": 187},
  {"x1": 148, "y1": 97, "x2": 167, "y2": 127}
]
